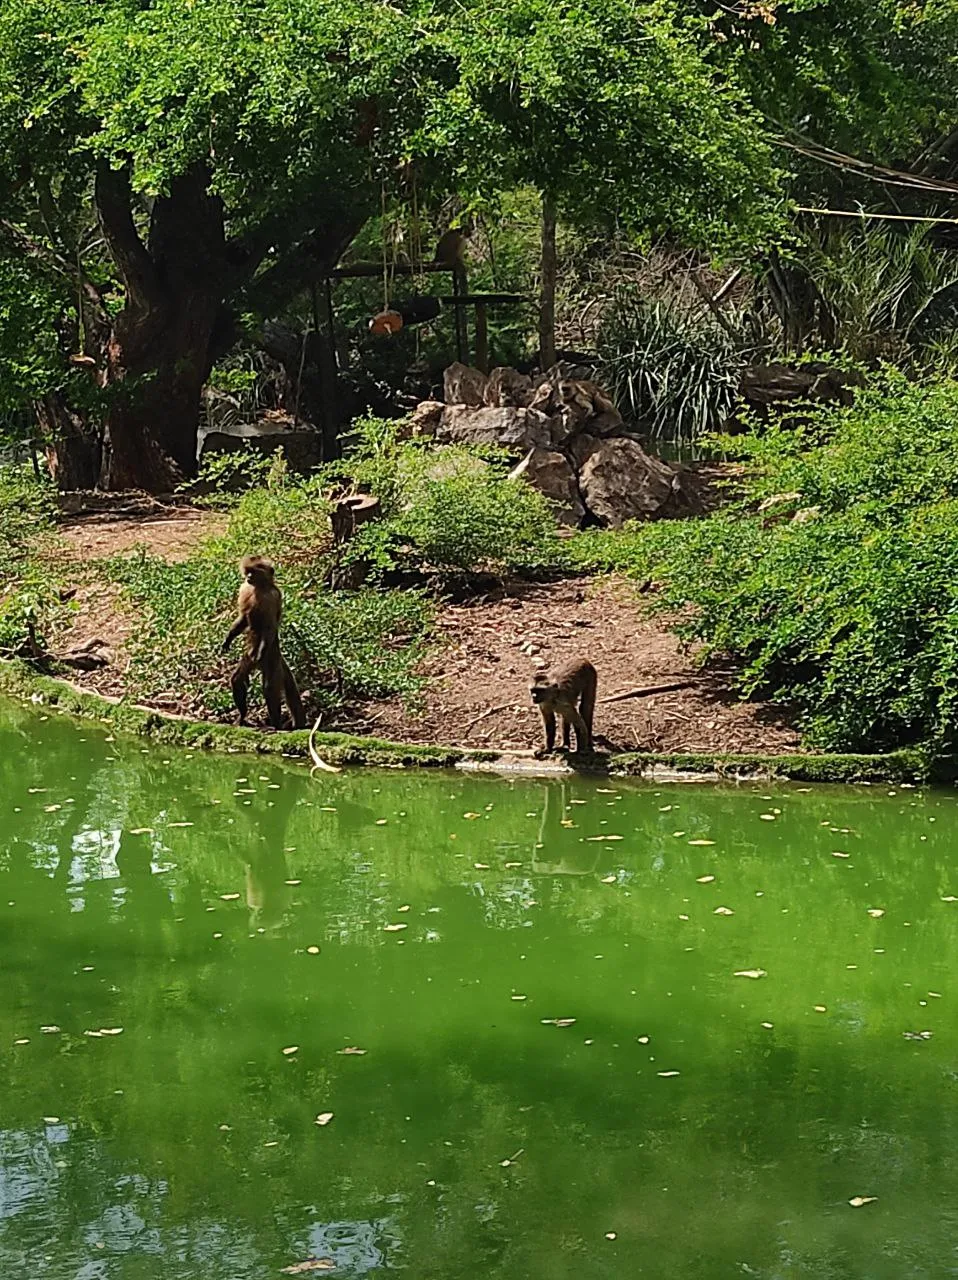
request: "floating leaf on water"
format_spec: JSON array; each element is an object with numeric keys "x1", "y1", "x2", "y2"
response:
[
  {"x1": 285, "y1": 879, "x2": 302, "y2": 886},
  {"x1": 714, "y1": 907, "x2": 734, "y2": 916},
  {"x1": 219, "y1": 1124, "x2": 231, "y2": 1131},
  {"x1": 282, "y1": 1045, "x2": 299, "y2": 1055},
  {"x1": 659, "y1": 805, "x2": 672, "y2": 812},
  {"x1": 384, "y1": 923, "x2": 408, "y2": 932},
  {"x1": 637, "y1": 1035, "x2": 650, "y2": 1044},
  {"x1": 587, "y1": 834, "x2": 623, "y2": 841},
  {"x1": 504, "y1": 862, "x2": 521, "y2": 868},
  {"x1": 40, "y1": 1026, "x2": 60, "y2": 1034},
  {"x1": 672, "y1": 831, "x2": 687, "y2": 837},
  {"x1": 761, "y1": 1022, "x2": 774, "y2": 1029},
  {"x1": 27, "y1": 788, "x2": 47, "y2": 794},
  {"x1": 306, "y1": 946, "x2": 321, "y2": 955},
  {"x1": 337, "y1": 1047, "x2": 366, "y2": 1055},
  {"x1": 867, "y1": 908, "x2": 885, "y2": 918},
  {"x1": 600, "y1": 875, "x2": 617, "y2": 884},
  {"x1": 14, "y1": 1038, "x2": 29, "y2": 1045},
  {"x1": 43, "y1": 804, "x2": 61, "y2": 812},
  {"x1": 83, "y1": 1030, "x2": 103, "y2": 1038},
  {"x1": 99, "y1": 1028, "x2": 123, "y2": 1036},
  {"x1": 688, "y1": 840, "x2": 715, "y2": 847},
  {"x1": 903, "y1": 1030, "x2": 934, "y2": 1041},
  {"x1": 168, "y1": 822, "x2": 193, "y2": 828},
  {"x1": 734, "y1": 969, "x2": 767, "y2": 979},
  {"x1": 314, "y1": 1112, "x2": 334, "y2": 1126},
  {"x1": 375, "y1": 819, "x2": 387, "y2": 826},
  {"x1": 397, "y1": 905, "x2": 411, "y2": 912},
  {"x1": 678, "y1": 914, "x2": 689, "y2": 921},
  {"x1": 264, "y1": 1140, "x2": 279, "y2": 1147},
  {"x1": 942, "y1": 896, "x2": 958, "y2": 903},
  {"x1": 463, "y1": 812, "x2": 480, "y2": 820},
  {"x1": 605, "y1": 1232, "x2": 617, "y2": 1240},
  {"x1": 541, "y1": 1018, "x2": 576, "y2": 1027},
  {"x1": 474, "y1": 863, "x2": 490, "y2": 870},
  {"x1": 511, "y1": 994, "x2": 527, "y2": 1001},
  {"x1": 849, "y1": 1196, "x2": 878, "y2": 1207},
  {"x1": 42, "y1": 1116, "x2": 59, "y2": 1123},
  {"x1": 280, "y1": 1260, "x2": 336, "y2": 1274},
  {"x1": 657, "y1": 1071, "x2": 681, "y2": 1077},
  {"x1": 560, "y1": 819, "x2": 576, "y2": 828},
  {"x1": 696, "y1": 875, "x2": 715, "y2": 883},
  {"x1": 814, "y1": 1005, "x2": 827, "y2": 1013},
  {"x1": 929, "y1": 991, "x2": 942, "y2": 998},
  {"x1": 832, "y1": 851, "x2": 850, "y2": 859},
  {"x1": 220, "y1": 893, "x2": 241, "y2": 901},
  {"x1": 128, "y1": 828, "x2": 153, "y2": 836},
  {"x1": 759, "y1": 814, "x2": 776, "y2": 821}
]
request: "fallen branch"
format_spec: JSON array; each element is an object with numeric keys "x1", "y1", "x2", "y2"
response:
[
  {"x1": 308, "y1": 713, "x2": 342, "y2": 774},
  {"x1": 464, "y1": 701, "x2": 521, "y2": 735},
  {"x1": 600, "y1": 680, "x2": 697, "y2": 705}
]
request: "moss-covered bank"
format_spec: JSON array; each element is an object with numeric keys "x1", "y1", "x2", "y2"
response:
[{"x1": 1, "y1": 659, "x2": 949, "y2": 785}]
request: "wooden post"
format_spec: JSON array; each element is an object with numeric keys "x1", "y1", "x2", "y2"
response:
[
  {"x1": 452, "y1": 263, "x2": 469, "y2": 365},
  {"x1": 538, "y1": 192, "x2": 557, "y2": 371},
  {"x1": 315, "y1": 278, "x2": 340, "y2": 461},
  {"x1": 475, "y1": 302, "x2": 489, "y2": 374}
]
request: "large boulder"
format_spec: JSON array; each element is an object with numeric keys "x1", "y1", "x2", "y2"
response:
[
  {"x1": 443, "y1": 362, "x2": 488, "y2": 407},
  {"x1": 509, "y1": 448, "x2": 585, "y2": 527},
  {"x1": 577, "y1": 437, "x2": 694, "y2": 528},
  {"x1": 437, "y1": 405, "x2": 560, "y2": 450},
  {"x1": 484, "y1": 366, "x2": 535, "y2": 408}
]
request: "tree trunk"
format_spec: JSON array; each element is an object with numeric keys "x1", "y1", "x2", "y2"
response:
[
  {"x1": 538, "y1": 192, "x2": 558, "y2": 371},
  {"x1": 33, "y1": 394, "x2": 101, "y2": 490}
]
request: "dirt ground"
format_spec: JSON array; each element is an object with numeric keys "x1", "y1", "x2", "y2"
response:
[{"x1": 52, "y1": 506, "x2": 799, "y2": 755}]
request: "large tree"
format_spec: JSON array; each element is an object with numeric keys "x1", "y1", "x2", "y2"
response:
[{"x1": 0, "y1": 0, "x2": 788, "y2": 490}]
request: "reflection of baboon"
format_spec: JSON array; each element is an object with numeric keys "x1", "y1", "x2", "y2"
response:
[
  {"x1": 221, "y1": 556, "x2": 305, "y2": 730},
  {"x1": 530, "y1": 659, "x2": 597, "y2": 754},
  {"x1": 245, "y1": 845, "x2": 291, "y2": 932},
  {"x1": 531, "y1": 782, "x2": 601, "y2": 876}
]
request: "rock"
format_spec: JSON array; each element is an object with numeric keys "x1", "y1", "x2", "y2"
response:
[
  {"x1": 741, "y1": 362, "x2": 864, "y2": 408},
  {"x1": 443, "y1": 362, "x2": 488, "y2": 407},
  {"x1": 437, "y1": 405, "x2": 560, "y2": 450},
  {"x1": 577, "y1": 437, "x2": 696, "y2": 528},
  {"x1": 402, "y1": 400, "x2": 444, "y2": 438},
  {"x1": 484, "y1": 367, "x2": 534, "y2": 408},
  {"x1": 199, "y1": 417, "x2": 321, "y2": 473},
  {"x1": 509, "y1": 448, "x2": 585, "y2": 527}
]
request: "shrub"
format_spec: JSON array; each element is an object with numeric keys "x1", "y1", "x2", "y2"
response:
[{"x1": 583, "y1": 376, "x2": 958, "y2": 753}]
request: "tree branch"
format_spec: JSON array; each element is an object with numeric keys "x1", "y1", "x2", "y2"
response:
[
  {"x1": 245, "y1": 212, "x2": 367, "y2": 316},
  {"x1": 94, "y1": 161, "x2": 159, "y2": 307}
]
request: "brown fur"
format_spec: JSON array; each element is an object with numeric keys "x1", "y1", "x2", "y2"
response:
[
  {"x1": 221, "y1": 555, "x2": 305, "y2": 730},
  {"x1": 529, "y1": 658, "x2": 597, "y2": 754},
  {"x1": 433, "y1": 227, "x2": 466, "y2": 266}
]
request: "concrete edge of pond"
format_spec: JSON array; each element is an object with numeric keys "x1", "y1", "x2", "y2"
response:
[{"x1": 0, "y1": 658, "x2": 950, "y2": 785}]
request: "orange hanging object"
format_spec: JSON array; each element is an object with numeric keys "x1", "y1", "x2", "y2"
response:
[{"x1": 368, "y1": 308, "x2": 404, "y2": 336}]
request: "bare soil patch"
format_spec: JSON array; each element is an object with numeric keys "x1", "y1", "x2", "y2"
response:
[
  {"x1": 47, "y1": 506, "x2": 799, "y2": 754},
  {"x1": 354, "y1": 577, "x2": 798, "y2": 755}
]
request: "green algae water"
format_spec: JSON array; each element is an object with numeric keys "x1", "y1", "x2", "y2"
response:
[{"x1": 3, "y1": 704, "x2": 958, "y2": 1279}]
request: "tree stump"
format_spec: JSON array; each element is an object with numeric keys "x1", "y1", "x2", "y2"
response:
[{"x1": 329, "y1": 493, "x2": 382, "y2": 589}]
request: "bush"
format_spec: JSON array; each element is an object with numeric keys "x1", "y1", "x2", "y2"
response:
[
  {"x1": 0, "y1": 465, "x2": 63, "y2": 655},
  {"x1": 584, "y1": 376, "x2": 958, "y2": 753},
  {"x1": 335, "y1": 418, "x2": 569, "y2": 580}
]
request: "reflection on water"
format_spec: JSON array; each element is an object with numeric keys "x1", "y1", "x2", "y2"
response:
[{"x1": 2, "y1": 700, "x2": 958, "y2": 1278}]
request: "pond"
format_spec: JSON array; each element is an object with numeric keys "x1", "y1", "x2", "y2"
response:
[{"x1": 2, "y1": 702, "x2": 957, "y2": 1279}]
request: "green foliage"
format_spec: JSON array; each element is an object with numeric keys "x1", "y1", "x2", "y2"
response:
[
  {"x1": 0, "y1": 464, "x2": 62, "y2": 652},
  {"x1": 595, "y1": 290, "x2": 751, "y2": 442},
  {"x1": 333, "y1": 418, "x2": 570, "y2": 578},
  {"x1": 581, "y1": 377, "x2": 958, "y2": 753}
]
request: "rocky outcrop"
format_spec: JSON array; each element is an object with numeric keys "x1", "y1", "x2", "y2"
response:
[
  {"x1": 508, "y1": 448, "x2": 585, "y2": 526},
  {"x1": 426, "y1": 363, "x2": 699, "y2": 527}
]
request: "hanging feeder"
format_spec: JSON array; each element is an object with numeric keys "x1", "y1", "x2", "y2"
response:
[{"x1": 368, "y1": 308, "x2": 404, "y2": 336}]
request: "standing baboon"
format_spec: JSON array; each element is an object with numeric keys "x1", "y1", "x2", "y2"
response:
[
  {"x1": 529, "y1": 659, "x2": 597, "y2": 754},
  {"x1": 221, "y1": 555, "x2": 305, "y2": 730}
]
